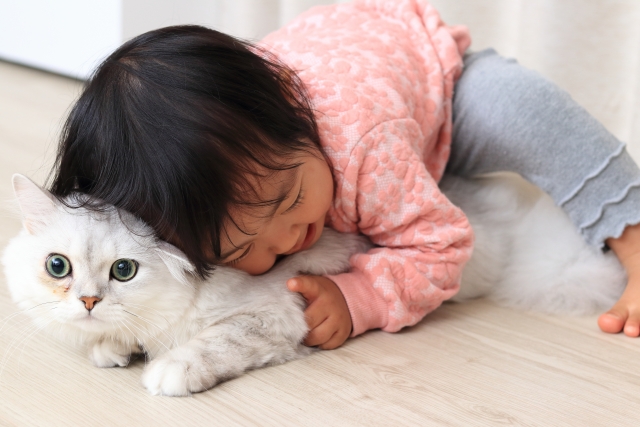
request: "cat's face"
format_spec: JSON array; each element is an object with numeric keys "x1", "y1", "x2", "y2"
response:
[{"x1": 2, "y1": 175, "x2": 196, "y2": 341}]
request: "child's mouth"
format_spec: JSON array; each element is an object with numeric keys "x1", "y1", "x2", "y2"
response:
[{"x1": 287, "y1": 223, "x2": 316, "y2": 254}]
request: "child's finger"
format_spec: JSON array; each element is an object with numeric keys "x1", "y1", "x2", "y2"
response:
[
  {"x1": 304, "y1": 302, "x2": 329, "y2": 330},
  {"x1": 304, "y1": 318, "x2": 336, "y2": 347},
  {"x1": 287, "y1": 276, "x2": 321, "y2": 301},
  {"x1": 318, "y1": 328, "x2": 348, "y2": 350}
]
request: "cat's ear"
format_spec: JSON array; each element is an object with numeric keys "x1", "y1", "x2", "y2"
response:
[
  {"x1": 12, "y1": 174, "x2": 58, "y2": 234},
  {"x1": 156, "y1": 241, "x2": 196, "y2": 286}
]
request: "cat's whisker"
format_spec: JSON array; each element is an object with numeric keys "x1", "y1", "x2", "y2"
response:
[
  {"x1": 115, "y1": 318, "x2": 144, "y2": 355},
  {"x1": 110, "y1": 320, "x2": 129, "y2": 348},
  {"x1": 129, "y1": 322, "x2": 178, "y2": 355},
  {"x1": 0, "y1": 322, "x2": 39, "y2": 380},
  {"x1": 116, "y1": 317, "x2": 165, "y2": 362},
  {"x1": 107, "y1": 320, "x2": 135, "y2": 367},
  {"x1": 115, "y1": 317, "x2": 141, "y2": 344},
  {"x1": 0, "y1": 315, "x2": 55, "y2": 380},
  {"x1": 118, "y1": 319, "x2": 150, "y2": 366},
  {"x1": 0, "y1": 317, "x2": 45, "y2": 361},
  {"x1": 114, "y1": 302, "x2": 181, "y2": 348},
  {"x1": 0, "y1": 314, "x2": 37, "y2": 338},
  {"x1": 121, "y1": 303, "x2": 177, "y2": 335},
  {"x1": 15, "y1": 319, "x2": 57, "y2": 373},
  {"x1": 122, "y1": 308, "x2": 180, "y2": 349},
  {"x1": 0, "y1": 302, "x2": 59, "y2": 335},
  {"x1": 122, "y1": 314, "x2": 174, "y2": 355},
  {"x1": 114, "y1": 319, "x2": 150, "y2": 367},
  {"x1": 26, "y1": 301, "x2": 60, "y2": 311}
]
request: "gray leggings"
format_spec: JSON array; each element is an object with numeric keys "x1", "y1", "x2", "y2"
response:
[{"x1": 447, "y1": 48, "x2": 640, "y2": 248}]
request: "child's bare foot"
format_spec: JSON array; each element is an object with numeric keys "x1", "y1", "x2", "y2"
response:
[
  {"x1": 602, "y1": 223, "x2": 640, "y2": 337},
  {"x1": 598, "y1": 282, "x2": 640, "y2": 336}
]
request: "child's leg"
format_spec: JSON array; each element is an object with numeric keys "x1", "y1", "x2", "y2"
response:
[{"x1": 448, "y1": 48, "x2": 640, "y2": 335}]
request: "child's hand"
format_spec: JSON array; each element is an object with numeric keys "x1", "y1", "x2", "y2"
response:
[{"x1": 286, "y1": 275, "x2": 352, "y2": 350}]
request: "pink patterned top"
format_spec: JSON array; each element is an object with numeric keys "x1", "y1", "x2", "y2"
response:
[{"x1": 262, "y1": 0, "x2": 474, "y2": 336}]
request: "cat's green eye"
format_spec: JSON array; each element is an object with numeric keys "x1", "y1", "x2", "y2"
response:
[
  {"x1": 46, "y1": 254, "x2": 71, "y2": 278},
  {"x1": 111, "y1": 259, "x2": 138, "y2": 282}
]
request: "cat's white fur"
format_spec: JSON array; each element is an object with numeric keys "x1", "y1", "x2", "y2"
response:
[
  {"x1": 1, "y1": 173, "x2": 627, "y2": 396},
  {"x1": 2, "y1": 174, "x2": 371, "y2": 396},
  {"x1": 443, "y1": 173, "x2": 627, "y2": 313}
]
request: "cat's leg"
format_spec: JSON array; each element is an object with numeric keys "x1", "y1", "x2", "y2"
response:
[
  {"x1": 141, "y1": 314, "x2": 309, "y2": 396},
  {"x1": 88, "y1": 337, "x2": 142, "y2": 368}
]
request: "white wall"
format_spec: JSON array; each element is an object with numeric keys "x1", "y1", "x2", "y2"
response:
[
  {"x1": 0, "y1": 0, "x2": 122, "y2": 79},
  {"x1": 0, "y1": 0, "x2": 335, "y2": 80}
]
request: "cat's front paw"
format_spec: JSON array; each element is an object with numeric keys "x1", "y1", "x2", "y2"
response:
[
  {"x1": 89, "y1": 339, "x2": 139, "y2": 368},
  {"x1": 141, "y1": 347, "x2": 216, "y2": 396}
]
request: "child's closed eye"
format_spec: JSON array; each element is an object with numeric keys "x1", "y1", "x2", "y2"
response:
[
  {"x1": 225, "y1": 244, "x2": 253, "y2": 266},
  {"x1": 283, "y1": 188, "x2": 304, "y2": 214}
]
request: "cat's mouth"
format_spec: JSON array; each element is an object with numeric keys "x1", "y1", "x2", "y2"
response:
[{"x1": 73, "y1": 312, "x2": 106, "y2": 328}]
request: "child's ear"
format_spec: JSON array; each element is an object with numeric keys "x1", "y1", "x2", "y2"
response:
[
  {"x1": 156, "y1": 240, "x2": 197, "y2": 286},
  {"x1": 12, "y1": 174, "x2": 59, "y2": 235}
]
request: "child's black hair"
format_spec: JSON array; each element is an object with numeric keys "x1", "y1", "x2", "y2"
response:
[{"x1": 49, "y1": 25, "x2": 325, "y2": 278}]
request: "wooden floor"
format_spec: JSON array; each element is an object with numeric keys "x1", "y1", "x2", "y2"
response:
[{"x1": 1, "y1": 60, "x2": 639, "y2": 427}]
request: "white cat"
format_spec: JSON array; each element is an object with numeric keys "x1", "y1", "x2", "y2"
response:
[
  {"x1": 2, "y1": 174, "x2": 371, "y2": 396},
  {"x1": 1, "y1": 173, "x2": 627, "y2": 396}
]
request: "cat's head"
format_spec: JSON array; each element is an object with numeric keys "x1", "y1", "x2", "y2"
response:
[{"x1": 2, "y1": 174, "x2": 196, "y2": 343}]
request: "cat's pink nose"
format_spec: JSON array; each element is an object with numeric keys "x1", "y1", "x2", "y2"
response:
[{"x1": 79, "y1": 296, "x2": 101, "y2": 311}]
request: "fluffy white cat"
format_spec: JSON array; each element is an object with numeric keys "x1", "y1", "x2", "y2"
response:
[
  {"x1": 2, "y1": 174, "x2": 370, "y2": 396},
  {"x1": 1, "y1": 173, "x2": 627, "y2": 396}
]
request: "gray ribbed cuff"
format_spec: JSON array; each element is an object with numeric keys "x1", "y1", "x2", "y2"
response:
[{"x1": 561, "y1": 146, "x2": 640, "y2": 247}]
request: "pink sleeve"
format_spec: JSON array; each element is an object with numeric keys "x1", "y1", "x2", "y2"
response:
[{"x1": 326, "y1": 121, "x2": 474, "y2": 336}]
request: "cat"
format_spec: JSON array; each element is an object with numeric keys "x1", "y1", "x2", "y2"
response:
[
  {"x1": 1, "y1": 172, "x2": 627, "y2": 396},
  {"x1": 2, "y1": 174, "x2": 371, "y2": 396}
]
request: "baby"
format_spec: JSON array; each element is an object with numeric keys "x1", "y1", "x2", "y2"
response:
[{"x1": 48, "y1": 0, "x2": 640, "y2": 349}]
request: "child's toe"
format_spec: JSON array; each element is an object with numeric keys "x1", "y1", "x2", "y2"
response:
[
  {"x1": 624, "y1": 321, "x2": 640, "y2": 337},
  {"x1": 624, "y1": 314, "x2": 640, "y2": 337},
  {"x1": 598, "y1": 309, "x2": 626, "y2": 334}
]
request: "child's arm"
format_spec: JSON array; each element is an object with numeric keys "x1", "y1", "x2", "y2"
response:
[
  {"x1": 599, "y1": 223, "x2": 640, "y2": 336},
  {"x1": 289, "y1": 122, "x2": 474, "y2": 345}
]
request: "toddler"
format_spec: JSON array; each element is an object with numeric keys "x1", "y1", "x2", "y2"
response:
[{"x1": 49, "y1": 0, "x2": 640, "y2": 349}]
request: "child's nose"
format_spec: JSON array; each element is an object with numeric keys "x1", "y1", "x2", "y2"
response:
[
  {"x1": 269, "y1": 223, "x2": 302, "y2": 254},
  {"x1": 271, "y1": 235, "x2": 298, "y2": 255}
]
